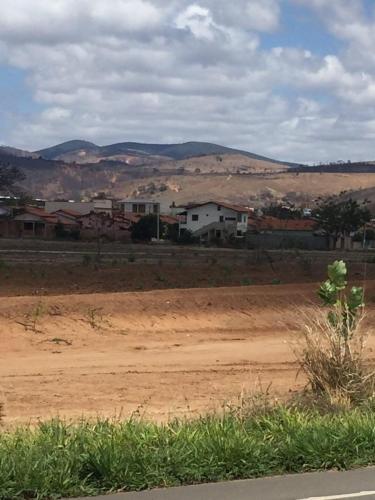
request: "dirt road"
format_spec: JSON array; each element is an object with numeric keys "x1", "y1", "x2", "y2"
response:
[{"x1": 1, "y1": 283, "x2": 374, "y2": 424}]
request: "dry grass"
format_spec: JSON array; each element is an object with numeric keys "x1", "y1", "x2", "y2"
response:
[{"x1": 296, "y1": 305, "x2": 375, "y2": 407}]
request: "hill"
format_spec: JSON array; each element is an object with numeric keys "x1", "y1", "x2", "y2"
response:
[
  {"x1": 0, "y1": 146, "x2": 39, "y2": 160},
  {"x1": 2, "y1": 140, "x2": 375, "y2": 208},
  {"x1": 36, "y1": 140, "x2": 299, "y2": 166},
  {"x1": 36, "y1": 140, "x2": 100, "y2": 161}
]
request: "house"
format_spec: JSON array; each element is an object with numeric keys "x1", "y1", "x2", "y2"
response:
[
  {"x1": 45, "y1": 199, "x2": 113, "y2": 216},
  {"x1": 78, "y1": 211, "x2": 131, "y2": 241},
  {"x1": 120, "y1": 199, "x2": 160, "y2": 215},
  {"x1": 179, "y1": 201, "x2": 249, "y2": 242},
  {"x1": 0, "y1": 206, "x2": 59, "y2": 239},
  {"x1": 247, "y1": 215, "x2": 328, "y2": 250},
  {"x1": 52, "y1": 208, "x2": 82, "y2": 225}
]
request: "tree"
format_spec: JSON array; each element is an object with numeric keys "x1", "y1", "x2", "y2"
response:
[
  {"x1": 0, "y1": 161, "x2": 25, "y2": 195},
  {"x1": 314, "y1": 197, "x2": 370, "y2": 246},
  {"x1": 131, "y1": 214, "x2": 161, "y2": 242},
  {"x1": 263, "y1": 202, "x2": 302, "y2": 219}
]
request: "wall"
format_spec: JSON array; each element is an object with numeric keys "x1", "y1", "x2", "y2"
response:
[{"x1": 246, "y1": 231, "x2": 329, "y2": 250}]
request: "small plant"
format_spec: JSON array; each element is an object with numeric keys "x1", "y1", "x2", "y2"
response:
[
  {"x1": 82, "y1": 254, "x2": 92, "y2": 267},
  {"x1": 128, "y1": 254, "x2": 136, "y2": 263},
  {"x1": 318, "y1": 260, "x2": 364, "y2": 339},
  {"x1": 0, "y1": 259, "x2": 8, "y2": 271},
  {"x1": 241, "y1": 278, "x2": 253, "y2": 286},
  {"x1": 17, "y1": 301, "x2": 46, "y2": 333},
  {"x1": 86, "y1": 307, "x2": 104, "y2": 330},
  {"x1": 298, "y1": 260, "x2": 374, "y2": 406},
  {"x1": 50, "y1": 338, "x2": 72, "y2": 346},
  {"x1": 271, "y1": 278, "x2": 281, "y2": 285}
]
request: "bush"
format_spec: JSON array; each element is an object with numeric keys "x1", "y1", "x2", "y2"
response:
[
  {"x1": 131, "y1": 215, "x2": 162, "y2": 242},
  {"x1": 297, "y1": 260, "x2": 374, "y2": 406},
  {"x1": 176, "y1": 230, "x2": 198, "y2": 245}
]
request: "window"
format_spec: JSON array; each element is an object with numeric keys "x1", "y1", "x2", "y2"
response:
[
  {"x1": 225, "y1": 217, "x2": 236, "y2": 221},
  {"x1": 237, "y1": 213, "x2": 242, "y2": 222},
  {"x1": 216, "y1": 230, "x2": 222, "y2": 238},
  {"x1": 237, "y1": 230, "x2": 243, "y2": 237},
  {"x1": 192, "y1": 214, "x2": 199, "y2": 221},
  {"x1": 132, "y1": 203, "x2": 146, "y2": 214},
  {"x1": 153, "y1": 204, "x2": 159, "y2": 214},
  {"x1": 242, "y1": 214, "x2": 247, "y2": 223},
  {"x1": 24, "y1": 222, "x2": 34, "y2": 231},
  {"x1": 217, "y1": 205, "x2": 221, "y2": 211},
  {"x1": 219, "y1": 216, "x2": 224, "y2": 222}
]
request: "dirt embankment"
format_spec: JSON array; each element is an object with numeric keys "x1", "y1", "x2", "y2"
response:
[{"x1": 1, "y1": 283, "x2": 375, "y2": 425}]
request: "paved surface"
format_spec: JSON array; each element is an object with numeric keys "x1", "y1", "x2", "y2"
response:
[{"x1": 73, "y1": 468, "x2": 375, "y2": 500}]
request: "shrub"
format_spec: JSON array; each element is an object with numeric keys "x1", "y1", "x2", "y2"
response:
[
  {"x1": 297, "y1": 260, "x2": 374, "y2": 406},
  {"x1": 82, "y1": 254, "x2": 92, "y2": 267}
]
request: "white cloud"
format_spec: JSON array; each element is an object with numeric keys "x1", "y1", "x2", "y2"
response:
[{"x1": 1, "y1": 0, "x2": 375, "y2": 162}]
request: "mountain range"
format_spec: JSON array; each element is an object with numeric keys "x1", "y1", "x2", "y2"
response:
[
  {"x1": 34, "y1": 140, "x2": 299, "y2": 166},
  {"x1": 2, "y1": 140, "x2": 375, "y2": 209}
]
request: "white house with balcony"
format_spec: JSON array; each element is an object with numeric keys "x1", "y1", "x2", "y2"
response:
[
  {"x1": 179, "y1": 201, "x2": 249, "y2": 242},
  {"x1": 120, "y1": 199, "x2": 160, "y2": 215}
]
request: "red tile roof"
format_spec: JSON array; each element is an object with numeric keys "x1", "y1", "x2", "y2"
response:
[
  {"x1": 248, "y1": 216, "x2": 317, "y2": 232},
  {"x1": 53, "y1": 208, "x2": 82, "y2": 218},
  {"x1": 160, "y1": 215, "x2": 178, "y2": 225},
  {"x1": 24, "y1": 206, "x2": 59, "y2": 224}
]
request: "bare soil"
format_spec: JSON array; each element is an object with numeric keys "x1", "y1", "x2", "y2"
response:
[{"x1": 1, "y1": 278, "x2": 375, "y2": 425}]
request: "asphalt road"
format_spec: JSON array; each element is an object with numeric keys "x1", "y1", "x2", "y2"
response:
[{"x1": 73, "y1": 468, "x2": 375, "y2": 500}]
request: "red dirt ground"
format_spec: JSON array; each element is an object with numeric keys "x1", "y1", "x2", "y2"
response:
[{"x1": 1, "y1": 280, "x2": 375, "y2": 425}]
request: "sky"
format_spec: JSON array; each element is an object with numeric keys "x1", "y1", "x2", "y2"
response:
[{"x1": 1, "y1": 0, "x2": 375, "y2": 163}]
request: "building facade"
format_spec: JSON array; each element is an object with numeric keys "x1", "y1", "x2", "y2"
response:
[
  {"x1": 179, "y1": 201, "x2": 248, "y2": 241},
  {"x1": 120, "y1": 199, "x2": 160, "y2": 215}
]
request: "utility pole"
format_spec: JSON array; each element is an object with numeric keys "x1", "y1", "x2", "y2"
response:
[
  {"x1": 156, "y1": 202, "x2": 160, "y2": 241},
  {"x1": 363, "y1": 223, "x2": 367, "y2": 250}
]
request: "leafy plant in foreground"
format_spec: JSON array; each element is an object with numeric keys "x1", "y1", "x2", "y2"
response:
[
  {"x1": 318, "y1": 260, "x2": 364, "y2": 339},
  {"x1": 298, "y1": 260, "x2": 373, "y2": 405}
]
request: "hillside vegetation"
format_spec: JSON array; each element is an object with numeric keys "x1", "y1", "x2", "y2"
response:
[{"x1": 2, "y1": 140, "x2": 375, "y2": 205}]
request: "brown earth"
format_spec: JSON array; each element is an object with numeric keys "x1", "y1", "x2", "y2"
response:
[
  {"x1": 1, "y1": 280, "x2": 375, "y2": 426},
  {"x1": 1, "y1": 248, "x2": 375, "y2": 297}
]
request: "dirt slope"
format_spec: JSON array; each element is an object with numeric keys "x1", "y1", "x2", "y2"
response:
[{"x1": 1, "y1": 283, "x2": 375, "y2": 425}]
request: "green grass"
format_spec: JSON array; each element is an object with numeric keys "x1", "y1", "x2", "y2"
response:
[{"x1": 2, "y1": 406, "x2": 375, "y2": 498}]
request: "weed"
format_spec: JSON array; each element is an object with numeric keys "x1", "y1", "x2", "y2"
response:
[
  {"x1": 82, "y1": 254, "x2": 92, "y2": 267},
  {"x1": 85, "y1": 307, "x2": 104, "y2": 330},
  {"x1": 241, "y1": 278, "x2": 253, "y2": 286},
  {"x1": 17, "y1": 301, "x2": 46, "y2": 333},
  {"x1": 50, "y1": 338, "x2": 72, "y2": 346},
  {"x1": 4, "y1": 406, "x2": 375, "y2": 498},
  {"x1": 0, "y1": 259, "x2": 8, "y2": 271},
  {"x1": 296, "y1": 260, "x2": 374, "y2": 406},
  {"x1": 271, "y1": 278, "x2": 281, "y2": 285}
]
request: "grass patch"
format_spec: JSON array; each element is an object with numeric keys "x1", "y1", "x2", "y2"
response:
[{"x1": 3, "y1": 406, "x2": 375, "y2": 498}]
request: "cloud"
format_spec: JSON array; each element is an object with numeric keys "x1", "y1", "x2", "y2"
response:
[{"x1": 1, "y1": 0, "x2": 375, "y2": 162}]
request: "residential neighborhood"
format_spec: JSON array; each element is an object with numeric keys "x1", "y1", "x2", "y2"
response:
[{"x1": 0, "y1": 195, "x2": 373, "y2": 251}]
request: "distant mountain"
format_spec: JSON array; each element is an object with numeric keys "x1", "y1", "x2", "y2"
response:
[
  {"x1": 35, "y1": 140, "x2": 299, "y2": 166},
  {"x1": 2, "y1": 140, "x2": 375, "y2": 207},
  {"x1": 36, "y1": 140, "x2": 100, "y2": 160},
  {"x1": 0, "y1": 146, "x2": 39, "y2": 159}
]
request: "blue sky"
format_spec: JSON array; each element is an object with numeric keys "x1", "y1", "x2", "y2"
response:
[
  {"x1": 0, "y1": 0, "x2": 375, "y2": 163},
  {"x1": 261, "y1": 2, "x2": 341, "y2": 55}
]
